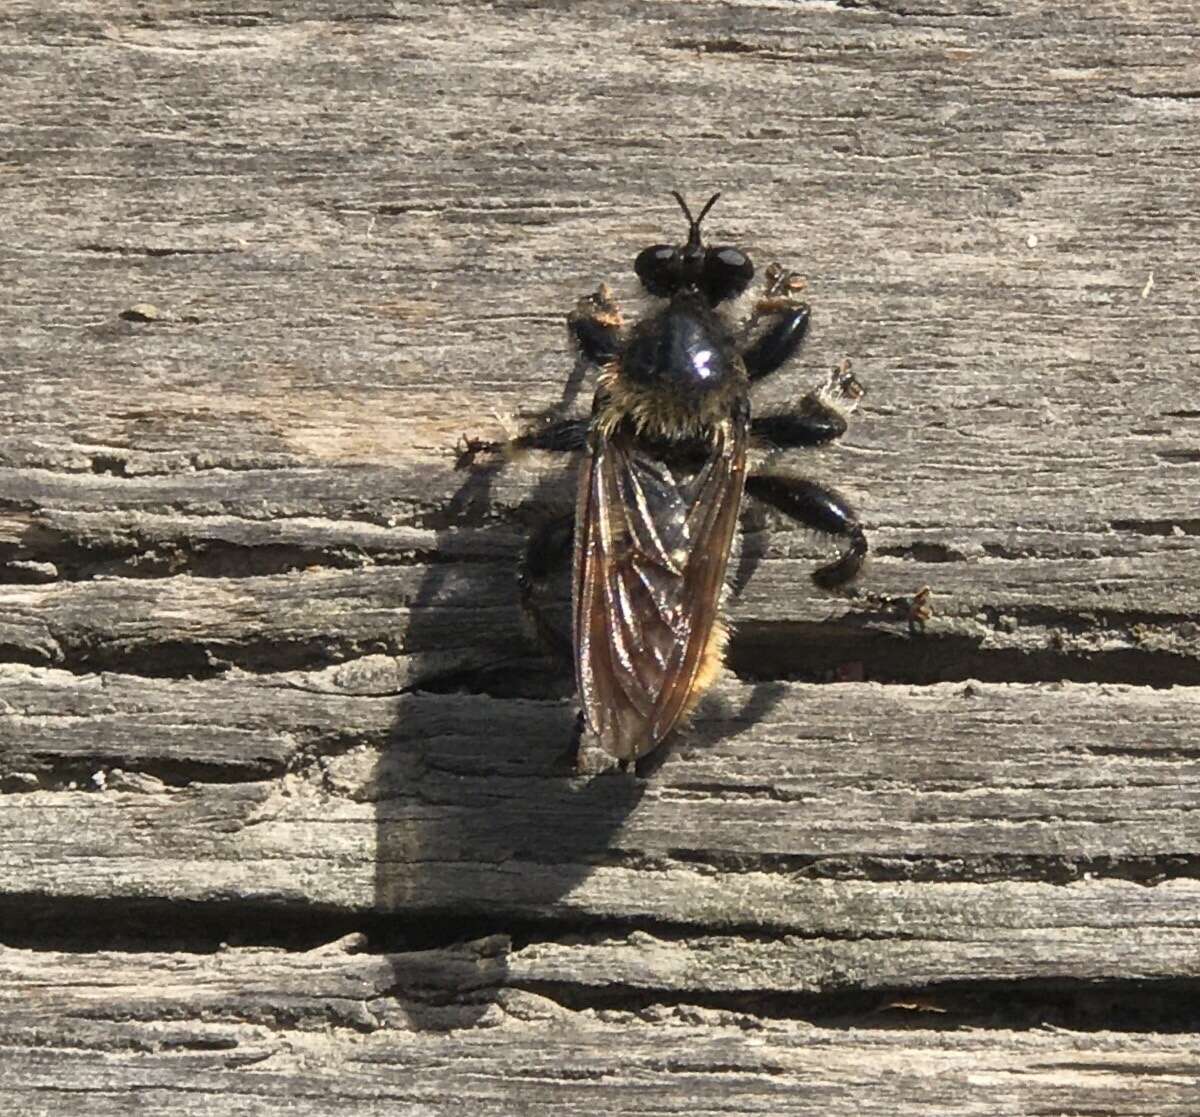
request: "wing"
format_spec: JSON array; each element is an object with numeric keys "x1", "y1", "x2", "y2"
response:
[{"x1": 572, "y1": 418, "x2": 749, "y2": 761}]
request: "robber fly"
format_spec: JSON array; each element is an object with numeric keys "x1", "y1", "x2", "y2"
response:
[{"x1": 471, "y1": 192, "x2": 868, "y2": 764}]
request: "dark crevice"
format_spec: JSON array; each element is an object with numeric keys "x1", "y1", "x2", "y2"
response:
[
  {"x1": 668, "y1": 37, "x2": 761, "y2": 55},
  {"x1": 0, "y1": 515, "x2": 1194, "y2": 686},
  {"x1": 0, "y1": 642, "x2": 61, "y2": 673},
  {"x1": 1156, "y1": 449, "x2": 1200, "y2": 464},
  {"x1": 0, "y1": 896, "x2": 569, "y2": 956},
  {"x1": 0, "y1": 538, "x2": 369, "y2": 583},
  {"x1": 967, "y1": 601, "x2": 1199, "y2": 631},
  {"x1": 0, "y1": 632, "x2": 393, "y2": 680},
  {"x1": 414, "y1": 655, "x2": 572, "y2": 701},
  {"x1": 1, "y1": 729, "x2": 394, "y2": 795},
  {"x1": 377, "y1": 199, "x2": 589, "y2": 217},
  {"x1": 0, "y1": 617, "x2": 1193, "y2": 689},
  {"x1": 0, "y1": 895, "x2": 376, "y2": 953},
  {"x1": 60, "y1": 636, "x2": 376, "y2": 679},
  {"x1": 1122, "y1": 88, "x2": 1200, "y2": 101},
  {"x1": 322, "y1": 10, "x2": 406, "y2": 23},
  {"x1": 663, "y1": 40, "x2": 864, "y2": 66},
  {"x1": 78, "y1": 243, "x2": 239, "y2": 257},
  {"x1": 406, "y1": 504, "x2": 552, "y2": 533},
  {"x1": 1084, "y1": 743, "x2": 1200, "y2": 759},
  {"x1": 979, "y1": 541, "x2": 1113, "y2": 560},
  {"x1": 185, "y1": 10, "x2": 273, "y2": 28},
  {"x1": 89, "y1": 454, "x2": 128, "y2": 477},
  {"x1": 67, "y1": 639, "x2": 226, "y2": 679},
  {"x1": 872, "y1": 541, "x2": 968, "y2": 562},
  {"x1": 728, "y1": 622, "x2": 1199, "y2": 689},
  {"x1": 1110, "y1": 517, "x2": 1200, "y2": 536},
  {"x1": 2, "y1": 896, "x2": 1198, "y2": 1034},
  {"x1": 5, "y1": 857, "x2": 1198, "y2": 958},
  {"x1": 834, "y1": 0, "x2": 1007, "y2": 16},
  {"x1": 0, "y1": 539, "x2": 499, "y2": 584},
  {"x1": 0, "y1": 619, "x2": 535, "y2": 683},
  {"x1": 518, "y1": 976, "x2": 1200, "y2": 1034},
  {"x1": 0, "y1": 753, "x2": 286, "y2": 793},
  {"x1": 658, "y1": 851, "x2": 1200, "y2": 887}
]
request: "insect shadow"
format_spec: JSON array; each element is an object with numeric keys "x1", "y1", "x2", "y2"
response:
[{"x1": 371, "y1": 418, "x2": 645, "y2": 1029}]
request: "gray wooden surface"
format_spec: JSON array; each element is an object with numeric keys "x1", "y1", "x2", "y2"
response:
[{"x1": 2, "y1": 1, "x2": 1199, "y2": 1113}]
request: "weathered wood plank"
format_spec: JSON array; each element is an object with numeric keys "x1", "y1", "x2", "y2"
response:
[
  {"x1": 0, "y1": 525, "x2": 1196, "y2": 688},
  {"x1": 4, "y1": 672, "x2": 1199, "y2": 862},
  {"x1": 509, "y1": 926, "x2": 1200, "y2": 993},
  {"x1": 1, "y1": 0, "x2": 1198, "y2": 586},
  {"x1": 3, "y1": 939, "x2": 1200, "y2": 1116},
  {"x1": 4, "y1": 670, "x2": 1199, "y2": 987},
  {"x1": 3, "y1": 0, "x2": 1200, "y2": 1110},
  {"x1": 7, "y1": 1030, "x2": 1199, "y2": 1117}
]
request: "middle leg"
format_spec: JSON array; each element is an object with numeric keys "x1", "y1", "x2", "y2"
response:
[
  {"x1": 457, "y1": 416, "x2": 589, "y2": 468},
  {"x1": 458, "y1": 284, "x2": 620, "y2": 468},
  {"x1": 752, "y1": 360, "x2": 866, "y2": 450}
]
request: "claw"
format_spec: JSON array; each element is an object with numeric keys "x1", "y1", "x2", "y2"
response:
[
  {"x1": 760, "y1": 262, "x2": 807, "y2": 302},
  {"x1": 455, "y1": 434, "x2": 502, "y2": 470},
  {"x1": 822, "y1": 358, "x2": 866, "y2": 414},
  {"x1": 571, "y1": 283, "x2": 622, "y2": 328},
  {"x1": 908, "y1": 585, "x2": 934, "y2": 635}
]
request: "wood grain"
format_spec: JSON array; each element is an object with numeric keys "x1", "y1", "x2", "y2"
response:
[
  {"x1": 3, "y1": 0, "x2": 1199, "y2": 1111},
  {"x1": 4, "y1": 937, "x2": 1200, "y2": 1116}
]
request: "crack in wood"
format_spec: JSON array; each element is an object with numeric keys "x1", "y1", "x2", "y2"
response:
[
  {"x1": 512, "y1": 976, "x2": 1200, "y2": 1034},
  {"x1": 77, "y1": 243, "x2": 240, "y2": 257},
  {"x1": 4, "y1": 926, "x2": 1198, "y2": 1035}
]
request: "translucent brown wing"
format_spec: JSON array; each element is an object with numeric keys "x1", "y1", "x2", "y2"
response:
[{"x1": 572, "y1": 418, "x2": 749, "y2": 760}]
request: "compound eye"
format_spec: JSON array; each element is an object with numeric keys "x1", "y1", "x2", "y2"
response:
[
  {"x1": 702, "y1": 246, "x2": 754, "y2": 304},
  {"x1": 635, "y1": 244, "x2": 681, "y2": 296}
]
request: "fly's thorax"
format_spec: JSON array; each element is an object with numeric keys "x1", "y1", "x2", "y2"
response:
[
  {"x1": 595, "y1": 292, "x2": 747, "y2": 441},
  {"x1": 624, "y1": 292, "x2": 740, "y2": 393}
]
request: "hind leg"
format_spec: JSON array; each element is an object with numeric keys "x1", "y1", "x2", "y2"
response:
[{"x1": 744, "y1": 472, "x2": 868, "y2": 589}]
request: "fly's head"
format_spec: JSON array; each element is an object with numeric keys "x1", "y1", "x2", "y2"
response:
[{"x1": 634, "y1": 192, "x2": 754, "y2": 307}]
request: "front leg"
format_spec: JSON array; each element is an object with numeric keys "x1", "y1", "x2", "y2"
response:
[
  {"x1": 457, "y1": 416, "x2": 590, "y2": 467},
  {"x1": 568, "y1": 282, "x2": 623, "y2": 366},
  {"x1": 745, "y1": 471, "x2": 868, "y2": 588},
  {"x1": 742, "y1": 263, "x2": 811, "y2": 382}
]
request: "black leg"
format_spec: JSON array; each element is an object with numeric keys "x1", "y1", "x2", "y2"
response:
[
  {"x1": 568, "y1": 283, "x2": 622, "y2": 366},
  {"x1": 457, "y1": 417, "x2": 589, "y2": 468},
  {"x1": 752, "y1": 363, "x2": 865, "y2": 449},
  {"x1": 511, "y1": 418, "x2": 589, "y2": 453},
  {"x1": 745, "y1": 472, "x2": 868, "y2": 588},
  {"x1": 459, "y1": 285, "x2": 617, "y2": 469},
  {"x1": 744, "y1": 304, "x2": 810, "y2": 381},
  {"x1": 519, "y1": 513, "x2": 574, "y2": 663},
  {"x1": 741, "y1": 263, "x2": 811, "y2": 382},
  {"x1": 752, "y1": 408, "x2": 844, "y2": 448}
]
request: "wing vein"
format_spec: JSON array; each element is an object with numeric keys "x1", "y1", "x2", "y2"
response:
[{"x1": 573, "y1": 419, "x2": 748, "y2": 760}]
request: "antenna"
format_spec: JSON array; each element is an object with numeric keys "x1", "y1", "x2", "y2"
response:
[
  {"x1": 694, "y1": 191, "x2": 721, "y2": 225},
  {"x1": 670, "y1": 190, "x2": 721, "y2": 248}
]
